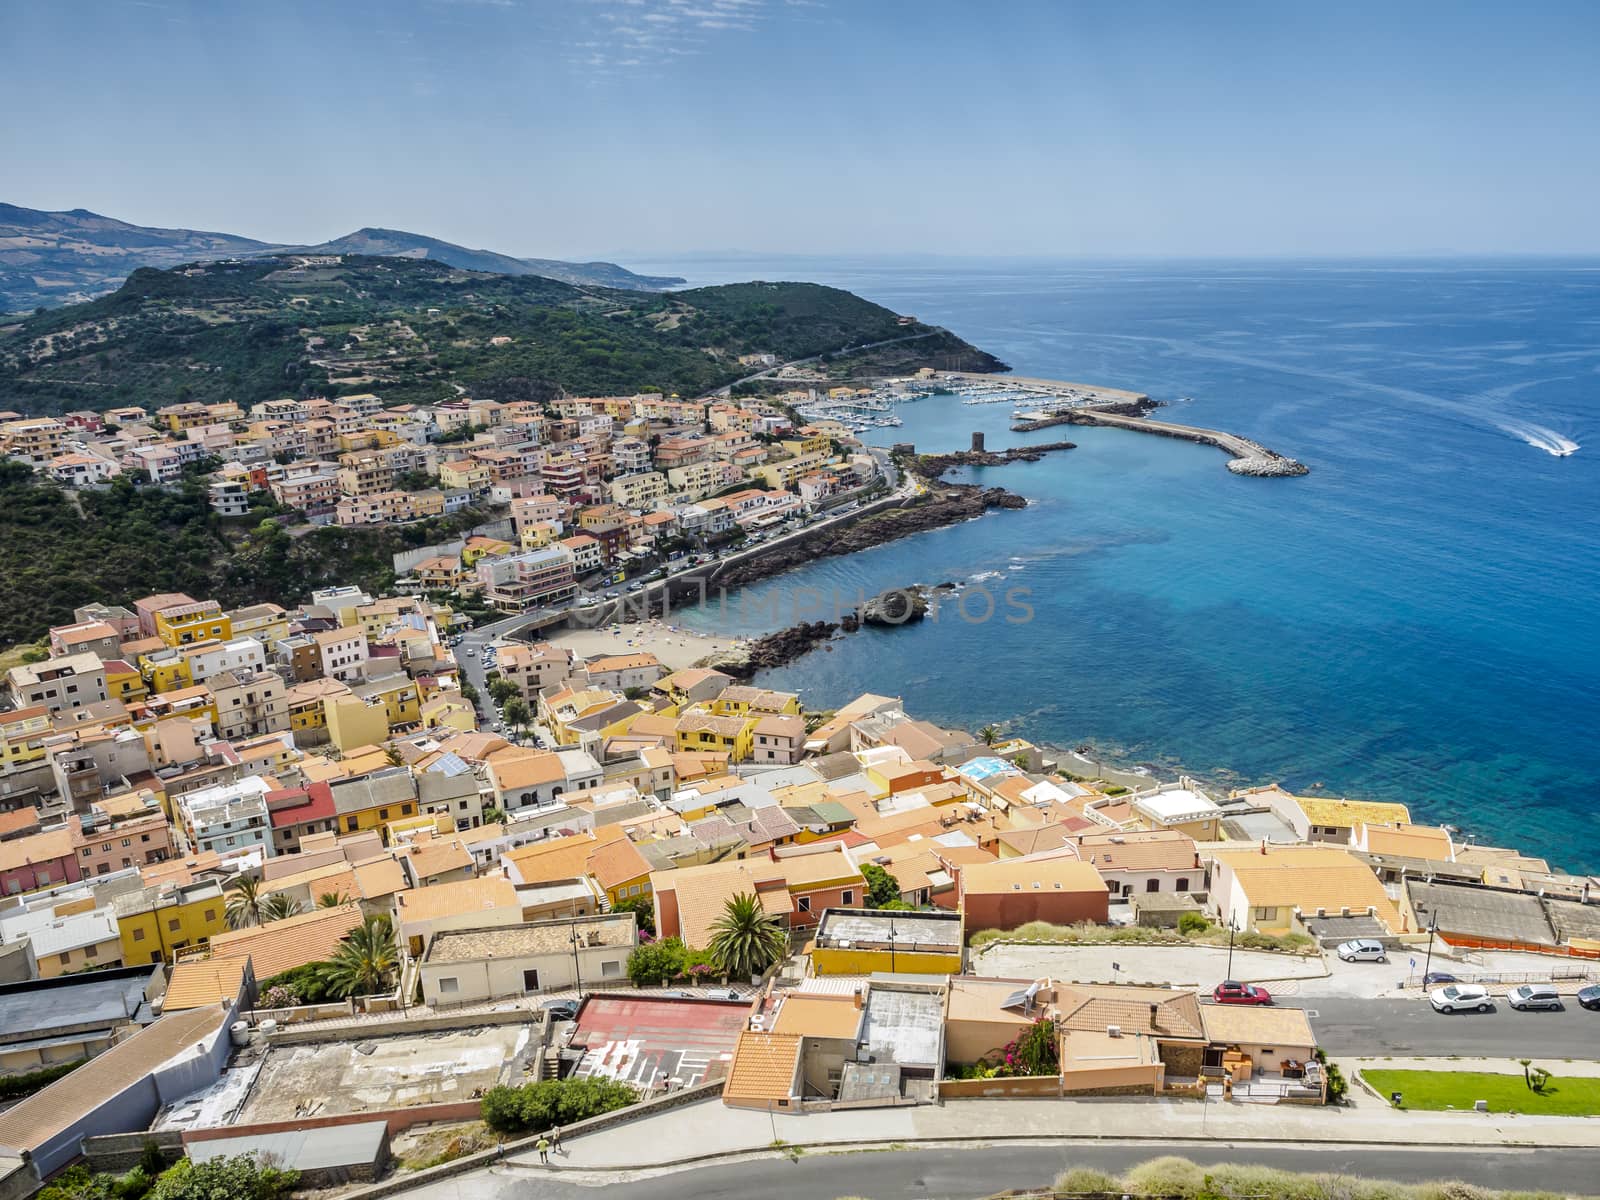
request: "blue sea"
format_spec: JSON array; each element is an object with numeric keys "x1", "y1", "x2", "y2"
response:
[{"x1": 633, "y1": 257, "x2": 1600, "y2": 871}]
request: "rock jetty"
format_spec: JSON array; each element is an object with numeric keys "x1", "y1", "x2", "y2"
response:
[
  {"x1": 916, "y1": 440, "x2": 1076, "y2": 478},
  {"x1": 1057, "y1": 409, "x2": 1309, "y2": 477}
]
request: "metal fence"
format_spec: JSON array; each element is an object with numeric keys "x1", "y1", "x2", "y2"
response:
[{"x1": 1404, "y1": 967, "x2": 1592, "y2": 989}]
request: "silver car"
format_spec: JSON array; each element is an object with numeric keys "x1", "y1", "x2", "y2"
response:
[{"x1": 1336, "y1": 938, "x2": 1387, "y2": 963}]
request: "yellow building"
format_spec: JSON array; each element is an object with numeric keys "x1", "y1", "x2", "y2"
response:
[
  {"x1": 461, "y1": 535, "x2": 514, "y2": 567},
  {"x1": 707, "y1": 687, "x2": 801, "y2": 718},
  {"x1": 809, "y1": 909, "x2": 964, "y2": 977},
  {"x1": 519, "y1": 522, "x2": 561, "y2": 550},
  {"x1": 0, "y1": 706, "x2": 52, "y2": 770},
  {"x1": 440, "y1": 460, "x2": 491, "y2": 493},
  {"x1": 325, "y1": 694, "x2": 391, "y2": 753},
  {"x1": 674, "y1": 712, "x2": 755, "y2": 761},
  {"x1": 421, "y1": 693, "x2": 477, "y2": 733},
  {"x1": 113, "y1": 880, "x2": 228, "y2": 966},
  {"x1": 138, "y1": 651, "x2": 193, "y2": 696},
  {"x1": 104, "y1": 660, "x2": 149, "y2": 704},
  {"x1": 781, "y1": 430, "x2": 832, "y2": 458},
  {"x1": 153, "y1": 602, "x2": 232, "y2": 648}
]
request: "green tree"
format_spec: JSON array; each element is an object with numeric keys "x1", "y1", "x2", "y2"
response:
[
  {"x1": 612, "y1": 894, "x2": 656, "y2": 936},
  {"x1": 320, "y1": 915, "x2": 399, "y2": 998},
  {"x1": 503, "y1": 697, "x2": 532, "y2": 736},
  {"x1": 1177, "y1": 912, "x2": 1211, "y2": 937},
  {"x1": 383, "y1": 745, "x2": 404, "y2": 767},
  {"x1": 978, "y1": 724, "x2": 1002, "y2": 747},
  {"x1": 626, "y1": 938, "x2": 687, "y2": 986},
  {"x1": 147, "y1": 1154, "x2": 297, "y2": 1200},
  {"x1": 481, "y1": 805, "x2": 507, "y2": 825},
  {"x1": 459, "y1": 679, "x2": 479, "y2": 704},
  {"x1": 707, "y1": 893, "x2": 788, "y2": 980},
  {"x1": 317, "y1": 892, "x2": 352, "y2": 909},
  {"x1": 860, "y1": 863, "x2": 901, "y2": 908},
  {"x1": 259, "y1": 893, "x2": 302, "y2": 923},
  {"x1": 487, "y1": 678, "x2": 518, "y2": 706},
  {"x1": 223, "y1": 875, "x2": 265, "y2": 930}
]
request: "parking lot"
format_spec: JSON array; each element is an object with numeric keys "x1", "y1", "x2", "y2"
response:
[
  {"x1": 1284, "y1": 994, "x2": 1599, "y2": 1058},
  {"x1": 971, "y1": 942, "x2": 1331, "y2": 990}
]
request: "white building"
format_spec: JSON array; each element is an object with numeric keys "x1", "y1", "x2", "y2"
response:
[{"x1": 177, "y1": 776, "x2": 275, "y2": 860}]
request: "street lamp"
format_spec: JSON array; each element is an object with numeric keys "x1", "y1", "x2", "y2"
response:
[
  {"x1": 1420, "y1": 915, "x2": 1439, "y2": 986},
  {"x1": 1225, "y1": 918, "x2": 1237, "y2": 979},
  {"x1": 570, "y1": 927, "x2": 584, "y2": 997}
]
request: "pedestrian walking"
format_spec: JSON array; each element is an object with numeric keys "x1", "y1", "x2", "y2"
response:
[
  {"x1": 550, "y1": 1125, "x2": 563, "y2": 1153},
  {"x1": 536, "y1": 1136, "x2": 550, "y2": 1165}
]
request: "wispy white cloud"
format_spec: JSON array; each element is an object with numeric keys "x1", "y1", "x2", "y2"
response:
[{"x1": 559, "y1": 0, "x2": 813, "y2": 78}]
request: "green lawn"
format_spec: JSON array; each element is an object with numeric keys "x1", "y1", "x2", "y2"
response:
[{"x1": 1362, "y1": 1069, "x2": 1600, "y2": 1115}]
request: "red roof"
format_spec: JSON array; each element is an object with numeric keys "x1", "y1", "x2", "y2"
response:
[{"x1": 267, "y1": 782, "x2": 336, "y2": 830}]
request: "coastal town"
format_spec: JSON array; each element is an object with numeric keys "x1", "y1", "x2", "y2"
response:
[{"x1": 0, "y1": 448, "x2": 1594, "y2": 1195}]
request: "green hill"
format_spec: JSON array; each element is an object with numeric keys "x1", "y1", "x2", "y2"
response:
[{"x1": 0, "y1": 255, "x2": 1002, "y2": 415}]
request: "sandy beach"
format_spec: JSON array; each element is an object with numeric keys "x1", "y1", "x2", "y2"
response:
[{"x1": 543, "y1": 618, "x2": 753, "y2": 672}]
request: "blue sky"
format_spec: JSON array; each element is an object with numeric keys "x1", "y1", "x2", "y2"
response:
[{"x1": 5, "y1": 0, "x2": 1599, "y2": 258}]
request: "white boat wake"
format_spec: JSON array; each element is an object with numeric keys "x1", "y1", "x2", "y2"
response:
[{"x1": 1495, "y1": 419, "x2": 1580, "y2": 456}]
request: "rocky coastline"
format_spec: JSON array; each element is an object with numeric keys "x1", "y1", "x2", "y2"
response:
[
  {"x1": 915, "y1": 440, "x2": 1076, "y2": 478},
  {"x1": 708, "y1": 480, "x2": 1026, "y2": 593}
]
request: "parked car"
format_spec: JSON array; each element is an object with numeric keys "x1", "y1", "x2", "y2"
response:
[
  {"x1": 1336, "y1": 939, "x2": 1388, "y2": 963},
  {"x1": 1423, "y1": 971, "x2": 1459, "y2": 987},
  {"x1": 1429, "y1": 983, "x2": 1493, "y2": 1013},
  {"x1": 1507, "y1": 984, "x2": 1563, "y2": 1011},
  {"x1": 1212, "y1": 981, "x2": 1273, "y2": 1005},
  {"x1": 1577, "y1": 985, "x2": 1600, "y2": 1011},
  {"x1": 701, "y1": 988, "x2": 743, "y2": 1002},
  {"x1": 540, "y1": 999, "x2": 579, "y2": 1021},
  {"x1": 627, "y1": 582, "x2": 644, "y2": 593}
]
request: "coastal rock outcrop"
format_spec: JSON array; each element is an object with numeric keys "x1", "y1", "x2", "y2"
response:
[
  {"x1": 916, "y1": 440, "x2": 1076, "y2": 478},
  {"x1": 704, "y1": 619, "x2": 841, "y2": 679},
  {"x1": 710, "y1": 482, "x2": 1027, "y2": 591}
]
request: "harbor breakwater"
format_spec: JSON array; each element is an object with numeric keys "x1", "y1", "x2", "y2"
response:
[{"x1": 1019, "y1": 408, "x2": 1309, "y2": 477}]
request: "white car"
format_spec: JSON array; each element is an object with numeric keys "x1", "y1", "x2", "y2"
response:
[
  {"x1": 1336, "y1": 939, "x2": 1388, "y2": 963},
  {"x1": 1429, "y1": 983, "x2": 1493, "y2": 1013}
]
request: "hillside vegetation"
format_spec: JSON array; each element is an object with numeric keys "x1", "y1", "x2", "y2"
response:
[
  {"x1": 0, "y1": 255, "x2": 1000, "y2": 414},
  {"x1": 0, "y1": 460, "x2": 480, "y2": 645}
]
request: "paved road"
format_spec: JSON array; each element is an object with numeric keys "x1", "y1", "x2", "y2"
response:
[
  {"x1": 401, "y1": 1143, "x2": 1600, "y2": 1199},
  {"x1": 1288, "y1": 996, "x2": 1598, "y2": 1058}
]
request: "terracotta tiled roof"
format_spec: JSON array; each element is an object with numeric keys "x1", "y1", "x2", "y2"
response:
[
  {"x1": 208, "y1": 902, "x2": 365, "y2": 978},
  {"x1": 163, "y1": 958, "x2": 248, "y2": 1012},
  {"x1": 394, "y1": 876, "x2": 518, "y2": 928},
  {"x1": 1199, "y1": 1004, "x2": 1316, "y2": 1048},
  {"x1": 960, "y1": 856, "x2": 1106, "y2": 897},
  {"x1": 723, "y1": 1031, "x2": 801, "y2": 1104},
  {"x1": 1055, "y1": 984, "x2": 1205, "y2": 1041},
  {"x1": 504, "y1": 826, "x2": 626, "y2": 886}
]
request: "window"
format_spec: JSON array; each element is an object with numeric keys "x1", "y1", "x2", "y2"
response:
[
  {"x1": 1176, "y1": 878, "x2": 1189, "y2": 892},
  {"x1": 797, "y1": 896, "x2": 811, "y2": 913},
  {"x1": 1146, "y1": 879, "x2": 1161, "y2": 893},
  {"x1": 379, "y1": 808, "x2": 390, "y2": 820},
  {"x1": 81, "y1": 848, "x2": 91, "y2": 858},
  {"x1": 84, "y1": 943, "x2": 97, "y2": 958},
  {"x1": 121, "y1": 837, "x2": 131, "y2": 847},
  {"x1": 600, "y1": 959, "x2": 621, "y2": 977},
  {"x1": 841, "y1": 889, "x2": 854, "y2": 905},
  {"x1": 133, "y1": 927, "x2": 146, "y2": 942},
  {"x1": 167, "y1": 918, "x2": 181, "y2": 932},
  {"x1": 203, "y1": 908, "x2": 216, "y2": 922},
  {"x1": 439, "y1": 977, "x2": 460, "y2": 994},
  {"x1": 521, "y1": 968, "x2": 539, "y2": 992},
  {"x1": 141, "y1": 833, "x2": 151, "y2": 843},
  {"x1": 101, "y1": 843, "x2": 111, "y2": 852},
  {"x1": 346, "y1": 816, "x2": 359, "y2": 832}
]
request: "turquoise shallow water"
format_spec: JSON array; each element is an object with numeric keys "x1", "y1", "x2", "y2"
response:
[{"x1": 635, "y1": 258, "x2": 1600, "y2": 870}]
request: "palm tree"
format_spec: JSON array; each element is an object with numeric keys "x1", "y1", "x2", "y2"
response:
[
  {"x1": 317, "y1": 891, "x2": 352, "y2": 909},
  {"x1": 260, "y1": 893, "x2": 303, "y2": 922},
  {"x1": 224, "y1": 875, "x2": 265, "y2": 930},
  {"x1": 978, "y1": 724, "x2": 1002, "y2": 747},
  {"x1": 321, "y1": 916, "x2": 399, "y2": 998},
  {"x1": 707, "y1": 892, "x2": 788, "y2": 981}
]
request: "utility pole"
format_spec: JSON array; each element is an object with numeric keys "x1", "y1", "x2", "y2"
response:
[
  {"x1": 1226, "y1": 918, "x2": 1237, "y2": 979},
  {"x1": 570, "y1": 927, "x2": 583, "y2": 997},
  {"x1": 1420, "y1": 916, "x2": 1439, "y2": 986}
]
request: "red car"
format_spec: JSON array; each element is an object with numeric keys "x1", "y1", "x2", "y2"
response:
[{"x1": 1212, "y1": 980, "x2": 1273, "y2": 1005}]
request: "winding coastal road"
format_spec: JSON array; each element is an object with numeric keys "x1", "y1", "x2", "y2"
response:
[{"x1": 397, "y1": 1143, "x2": 1600, "y2": 1199}]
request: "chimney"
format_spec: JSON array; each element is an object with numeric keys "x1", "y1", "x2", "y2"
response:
[
  {"x1": 1149, "y1": 1002, "x2": 1159, "y2": 1022},
  {"x1": 1106, "y1": 1024, "x2": 1121, "y2": 1038},
  {"x1": 1260, "y1": 838, "x2": 1267, "y2": 855},
  {"x1": 852, "y1": 988, "x2": 864, "y2": 1010}
]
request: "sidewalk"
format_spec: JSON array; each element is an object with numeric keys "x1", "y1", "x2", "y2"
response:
[{"x1": 510, "y1": 1089, "x2": 1600, "y2": 1174}]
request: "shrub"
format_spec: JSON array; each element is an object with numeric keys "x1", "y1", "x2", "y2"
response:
[
  {"x1": 1053, "y1": 1166, "x2": 1121, "y2": 1192},
  {"x1": 1177, "y1": 911, "x2": 1211, "y2": 936},
  {"x1": 147, "y1": 1155, "x2": 297, "y2": 1200},
  {"x1": 626, "y1": 937, "x2": 687, "y2": 986},
  {"x1": 481, "y1": 1077, "x2": 637, "y2": 1134},
  {"x1": 1123, "y1": 1155, "x2": 1207, "y2": 1198}
]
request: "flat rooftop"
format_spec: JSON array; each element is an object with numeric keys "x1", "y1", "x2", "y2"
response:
[
  {"x1": 815, "y1": 908, "x2": 961, "y2": 952},
  {"x1": 190, "y1": 1120, "x2": 388, "y2": 1172},
  {"x1": 1407, "y1": 880, "x2": 1556, "y2": 947},
  {"x1": 234, "y1": 1024, "x2": 536, "y2": 1123},
  {"x1": 860, "y1": 985, "x2": 943, "y2": 1069},
  {"x1": 424, "y1": 916, "x2": 633, "y2": 965},
  {"x1": 0, "y1": 970, "x2": 152, "y2": 1043},
  {"x1": 568, "y1": 995, "x2": 747, "y2": 1091}
]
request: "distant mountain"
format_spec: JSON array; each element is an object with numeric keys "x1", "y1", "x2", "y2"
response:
[
  {"x1": 288, "y1": 227, "x2": 684, "y2": 292},
  {"x1": 0, "y1": 254, "x2": 1001, "y2": 416},
  {"x1": 0, "y1": 203, "x2": 275, "y2": 311},
  {"x1": 0, "y1": 204, "x2": 685, "y2": 313}
]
